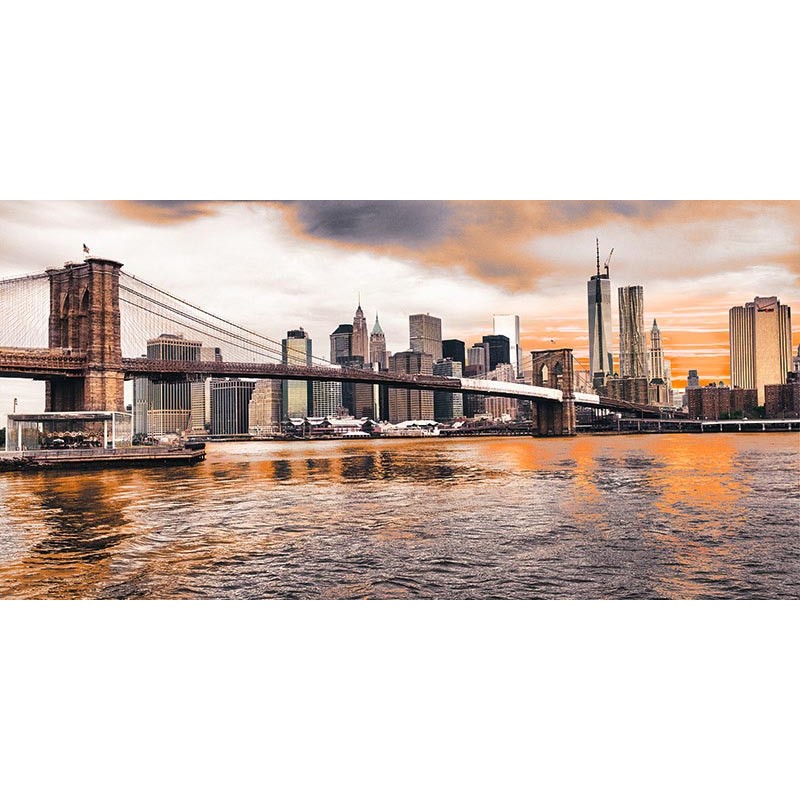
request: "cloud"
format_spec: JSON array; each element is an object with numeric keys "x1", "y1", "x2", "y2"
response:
[
  {"x1": 270, "y1": 200, "x2": 800, "y2": 294},
  {"x1": 110, "y1": 201, "x2": 219, "y2": 224},
  {"x1": 286, "y1": 200, "x2": 455, "y2": 246}
]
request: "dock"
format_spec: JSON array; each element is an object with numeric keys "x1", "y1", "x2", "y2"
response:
[{"x1": 0, "y1": 444, "x2": 206, "y2": 471}]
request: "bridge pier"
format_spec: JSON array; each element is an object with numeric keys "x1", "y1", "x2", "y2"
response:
[
  {"x1": 532, "y1": 398, "x2": 576, "y2": 436},
  {"x1": 529, "y1": 348, "x2": 577, "y2": 436},
  {"x1": 45, "y1": 258, "x2": 125, "y2": 412}
]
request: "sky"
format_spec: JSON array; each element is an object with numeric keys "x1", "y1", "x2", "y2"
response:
[{"x1": 1, "y1": 200, "x2": 798, "y2": 416}]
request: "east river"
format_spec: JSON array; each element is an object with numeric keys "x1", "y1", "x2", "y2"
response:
[{"x1": 0, "y1": 433, "x2": 798, "y2": 599}]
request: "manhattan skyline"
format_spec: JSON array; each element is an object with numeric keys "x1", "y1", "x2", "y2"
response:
[{"x1": 0, "y1": 201, "x2": 797, "y2": 417}]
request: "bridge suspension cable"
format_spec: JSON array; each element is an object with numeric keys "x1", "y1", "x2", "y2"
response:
[
  {"x1": 0, "y1": 272, "x2": 49, "y2": 349},
  {"x1": 118, "y1": 272, "x2": 336, "y2": 367}
]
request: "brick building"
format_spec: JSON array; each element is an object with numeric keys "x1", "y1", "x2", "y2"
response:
[
  {"x1": 764, "y1": 381, "x2": 800, "y2": 419},
  {"x1": 686, "y1": 385, "x2": 758, "y2": 420}
]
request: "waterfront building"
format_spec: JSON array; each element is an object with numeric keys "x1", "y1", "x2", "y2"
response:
[
  {"x1": 282, "y1": 328, "x2": 312, "y2": 418},
  {"x1": 210, "y1": 379, "x2": 255, "y2": 435},
  {"x1": 482, "y1": 334, "x2": 510, "y2": 371},
  {"x1": 369, "y1": 314, "x2": 388, "y2": 369},
  {"x1": 442, "y1": 339, "x2": 466, "y2": 370},
  {"x1": 729, "y1": 296, "x2": 793, "y2": 404},
  {"x1": 764, "y1": 379, "x2": 800, "y2": 419},
  {"x1": 248, "y1": 379, "x2": 283, "y2": 436},
  {"x1": 492, "y1": 315, "x2": 521, "y2": 377},
  {"x1": 409, "y1": 313, "x2": 442, "y2": 360},
  {"x1": 587, "y1": 240, "x2": 613, "y2": 385},
  {"x1": 312, "y1": 379, "x2": 344, "y2": 418},
  {"x1": 133, "y1": 333, "x2": 201, "y2": 436},
  {"x1": 351, "y1": 301, "x2": 369, "y2": 361},
  {"x1": 686, "y1": 385, "x2": 758, "y2": 420},
  {"x1": 388, "y1": 351, "x2": 434, "y2": 423},
  {"x1": 189, "y1": 381, "x2": 209, "y2": 434},
  {"x1": 618, "y1": 286, "x2": 648, "y2": 379},
  {"x1": 432, "y1": 357, "x2": 463, "y2": 422}
]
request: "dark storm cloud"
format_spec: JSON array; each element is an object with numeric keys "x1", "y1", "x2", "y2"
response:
[{"x1": 289, "y1": 201, "x2": 455, "y2": 246}]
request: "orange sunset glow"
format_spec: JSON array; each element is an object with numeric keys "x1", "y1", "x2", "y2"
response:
[{"x1": 0, "y1": 200, "x2": 797, "y2": 415}]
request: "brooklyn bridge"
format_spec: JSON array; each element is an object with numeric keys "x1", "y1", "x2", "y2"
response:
[{"x1": 0, "y1": 257, "x2": 665, "y2": 435}]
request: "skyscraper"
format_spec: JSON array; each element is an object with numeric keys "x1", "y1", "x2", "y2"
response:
[
  {"x1": 729, "y1": 296, "x2": 793, "y2": 404},
  {"x1": 312, "y1": 380, "x2": 344, "y2": 417},
  {"x1": 282, "y1": 328, "x2": 312, "y2": 418},
  {"x1": 409, "y1": 313, "x2": 442, "y2": 360},
  {"x1": 248, "y1": 379, "x2": 283, "y2": 436},
  {"x1": 330, "y1": 323, "x2": 353, "y2": 364},
  {"x1": 587, "y1": 239, "x2": 613, "y2": 385},
  {"x1": 133, "y1": 333, "x2": 201, "y2": 436},
  {"x1": 647, "y1": 319, "x2": 670, "y2": 405},
  {"x1": 388, "y1": 351, "x2": 434, "y2": 423},
  {"x1": 351, "y1": 300, "x2": 368, "y2": 361},
  {"x1": 618, "y1": 286, "x2": 648, "y2": 379},
  {"x1": 482, "y1": 334, "x2": 510, "y2": 371},
  {"x1": 467, "y1": 342, "x2": 490, "y2": 375},
  {"x1": 369, "y1": 314, "x2": 387, "y2": 369},
  {"x1": 433, "y1": 357, "x2": 463, "y2": 422},
  {"x1": 442, "y1": 339, "x2": 466, "y2": 370},
  {"x1": 210, "y1": 379, "x2": 255, "y2": 435},
  {"x1": 492, "y1": 315, "x2": 521, "y2": 377}
]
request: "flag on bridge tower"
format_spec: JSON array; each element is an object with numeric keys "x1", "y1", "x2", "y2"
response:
[{"x1": 83, "y1": 243, "x2": 90, "y2": 254}]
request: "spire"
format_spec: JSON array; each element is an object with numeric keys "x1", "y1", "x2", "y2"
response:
[
  {"x1": 596, "y1": 237, "x2": 600, "y2": 276},
  {"x1": 372, "y1": 313, "x2": 384, "y2": 336},
  {"x1": 652, "y1": 318, "x2": 659, "y2": 330},
  {"x1": 357, "y1": 292, "x2": 362, "y2": 312}
]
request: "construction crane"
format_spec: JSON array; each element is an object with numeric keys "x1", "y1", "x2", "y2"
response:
[{"x1": 604, "y1": 247, "x2": 614, "y2": 276}]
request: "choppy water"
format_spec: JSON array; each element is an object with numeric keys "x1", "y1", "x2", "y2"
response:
[{"x1": 0, "y1": 433, "x2": 798, "y2": 599}]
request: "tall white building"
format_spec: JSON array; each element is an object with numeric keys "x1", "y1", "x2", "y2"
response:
[
  {"x1": 492, "y1": 314, "x2": 521, "y2": 377},
  {"x1": 729, "y1": 296, "x2": 793, "y2": 404},
  {"x1": 587, "y1": 241, "x2": 613, "y2": 385}
]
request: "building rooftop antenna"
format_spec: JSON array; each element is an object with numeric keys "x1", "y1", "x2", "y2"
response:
[{"x1": 596, "y1": 238, "x2": 601, "y2": 276}]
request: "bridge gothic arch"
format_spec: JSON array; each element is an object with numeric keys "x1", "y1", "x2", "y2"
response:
[{"x1": 529, "y1": 348, "x2": 576, "y2": 436}]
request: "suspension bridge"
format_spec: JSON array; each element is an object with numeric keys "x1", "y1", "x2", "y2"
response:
[{"x1": 0, "y1": 257, "x2": 664, "y2": 435}]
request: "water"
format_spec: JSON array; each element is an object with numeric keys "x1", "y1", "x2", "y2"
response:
[{"x1": 0, "y1": 434, "x2": 798, "y2": 599}]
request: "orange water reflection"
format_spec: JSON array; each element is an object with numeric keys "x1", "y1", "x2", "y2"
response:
[{"x1": 0, "y1": 434, "x2": 796, "y2": 599}]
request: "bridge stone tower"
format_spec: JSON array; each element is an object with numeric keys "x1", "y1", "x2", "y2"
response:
[
  {"x1": 45, "y1": 258, "x2": 125, "y2": 412},
  {"x1": 529, "y1": 348, "x2": 576, "y2": 436}
]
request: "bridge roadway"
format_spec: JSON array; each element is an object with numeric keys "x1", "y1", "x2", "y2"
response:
[{"x1": 0, "y1": 349, "x2": 667, "y2": 415}]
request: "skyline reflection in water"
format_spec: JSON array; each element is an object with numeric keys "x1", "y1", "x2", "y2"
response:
[{"x1": 0, "y1": 434, "x2": 797, "y2": 599}]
